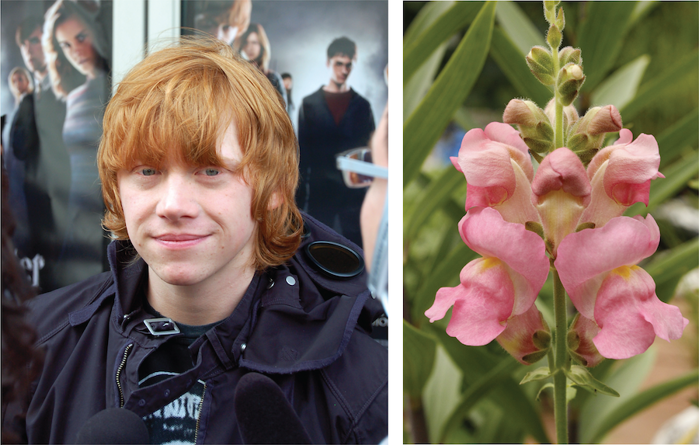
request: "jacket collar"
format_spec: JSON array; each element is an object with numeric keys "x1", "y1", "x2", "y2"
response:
[{"x1": 104, "y1": 213, "x2": 380, "y2": 374}]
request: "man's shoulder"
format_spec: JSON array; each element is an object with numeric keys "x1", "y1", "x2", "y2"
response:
[
  {"x1": 27, "y1": 271, "x2": 114, "y2": 340},
  {"x1": 301, "y1": 87, "x2": 325, "y2": 105}
]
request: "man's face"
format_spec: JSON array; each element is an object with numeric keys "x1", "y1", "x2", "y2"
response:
[
  {"x1": 118, "y1": 123, "x2": 258, "y2": 289},
  {"x1": 327, "y1": 54, "x2": 353, "y2": 87},
  {"x1": 19, "y1": 26, "x2": 46, "y2": 74}
]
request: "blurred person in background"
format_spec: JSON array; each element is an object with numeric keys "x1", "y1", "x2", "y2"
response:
[
  {"x1": 239, "y1": 22, "x2": 287, "y2": 108},
  {"x1": 43, "y1": 0, "x2": 111, "y2": 284},
  {"x1": 297, "y1": 36, "x2": 375, "y2": 246}
]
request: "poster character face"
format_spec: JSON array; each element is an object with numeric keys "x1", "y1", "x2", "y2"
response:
[
  {"x1": 19, "y1": 26, "x2": 46, "y2": 73},
  {"x1": 117, "y1": 124, "x2": 258, "y2": 289},
  {"x1": 11, "y1": 72, "x2": 30, "y2": 95},
  {"x1": 55, "y1": 15, "x2": 98, "y2": 78},
  {"x1": 243, "y1": 31, "x2": 261, "y2": 61},
  {"x1": 327, "y1": 54, "x2": 353, "y2": 87}
]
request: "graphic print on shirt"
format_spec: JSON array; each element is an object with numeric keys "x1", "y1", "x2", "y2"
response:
[{"x1": 140, "y1": 373, "x2": 206, "y2": 445}]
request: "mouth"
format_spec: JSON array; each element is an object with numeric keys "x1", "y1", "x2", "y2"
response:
[{"x1": 154, "y1": 234, "x2": 210, "y2": 248}]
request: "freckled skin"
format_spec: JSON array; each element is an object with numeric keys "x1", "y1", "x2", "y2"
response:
[{"x1": 118, "y1": 124, "x2": 259, "y2": 325}]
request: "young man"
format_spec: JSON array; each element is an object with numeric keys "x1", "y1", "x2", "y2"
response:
[
  {"x1": 2, "y1": 38, "x2": 387, "y2": 444},
  {"x1": 297, "y1": 37, "x2": 375, "y2": 247}
]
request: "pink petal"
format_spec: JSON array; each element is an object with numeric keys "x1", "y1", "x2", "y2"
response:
[
  {"x1": 531, "y1": 148, "x2": 591, "y2": 257},
  {"x1": 532, "y1": 148, "x2": 591, "y2": 202},
  {"x1": 484, "y1": 122, "x2": 530, "y2": 159},
  {"x1": 426, "y1": 257, "x2": 514, "y2": 345},
  {"x1": 496, "y1": 304, "x2": 549, "y2": 365},
  {"x1": 583, "y1": 130, "x2": 662, "y2": 226},
  {"x1": 454, "y1": 124, "x2": 539, "y2": 224},
  {"x1": 459, "y1": 207, "x2": 549, "y2": 315},
  {"x1": 555, "y1": 215, "x2": 660, "y2": 319},
  {"x1": 593, "y1": 266, "x2": 688, "y2": 359}
]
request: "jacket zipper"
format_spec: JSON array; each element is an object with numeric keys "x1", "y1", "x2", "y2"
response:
[
  {"x1": 116, "y1": 343, "x2": 133, "y2": 408},
  {"x1": 194, "y1": 383, "x2": 207, "y2": 444}
]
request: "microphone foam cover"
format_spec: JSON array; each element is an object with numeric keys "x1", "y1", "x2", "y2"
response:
[
  {"x1": 75, "y1": 408, "x2": 149, "y2": 444},
  {"x1": 235, "y1": 372, "x2": 312, "y2": 444}
]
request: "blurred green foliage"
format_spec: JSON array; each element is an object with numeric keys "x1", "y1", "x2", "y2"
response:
[{"x1": 403, "y1": 2, "x2": 698, "y2": 443}]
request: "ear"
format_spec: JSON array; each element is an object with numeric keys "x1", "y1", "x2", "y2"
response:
[{"x1": 267, "y1": 190, "x2": 283, "y2": 211}]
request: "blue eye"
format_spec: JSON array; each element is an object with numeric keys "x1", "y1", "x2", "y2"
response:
[
  {"x1": 141, "y1": 168, "x2": 157, "y2": 176},
  {"x1": 204, "y1": 168, "x2": 220, "y2": 176}
]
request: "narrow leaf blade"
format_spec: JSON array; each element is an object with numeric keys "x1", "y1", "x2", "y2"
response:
[{"x1": 404, "y1": 1, "x2": 497, "y2": 187}]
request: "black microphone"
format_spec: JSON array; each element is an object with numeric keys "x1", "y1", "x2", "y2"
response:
[
  {"x1": 75, "y1": 408, "x2": 150, "y2": 444},
  {"x1": 234, "y1": 372, "x2": 312, "y2": 444}
]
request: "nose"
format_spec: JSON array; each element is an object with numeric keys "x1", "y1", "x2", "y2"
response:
[{"x1": 156, "y1": 173, "x2": 200, "y2": 221}]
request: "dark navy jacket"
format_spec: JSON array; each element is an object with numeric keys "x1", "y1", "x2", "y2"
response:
[
  {"x1": 3, "y1": 215, "x2": 388, "y2": 443},
  {"x1": 296, "y1": 87, "x2": 375, "y2": 246}
]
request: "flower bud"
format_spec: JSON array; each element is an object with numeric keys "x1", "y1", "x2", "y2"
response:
[
  {"x1": 547, "y1": 24, "x2": 562, "y2": 49},
  {"x1": 496, "y1": 305, "x2": 551, "y2": 365},
  {"x1": 503, "y1": 99, "x2": 554, "y2": 155},
  {"x1": 567, "y1": 313, "x2": 604, "y2": 367},
  {"x1": 555, "y1": 7, "x2": 565, "y2": 29},
  {"x1": 557, "y1": 63, "x2": 585, "y2": 106},
  {"x1": 567, "y1": 105, "x2": 623, "y2": 163},
  {"x1": 526, "y1": 46, "x2": 555, "y2": 86},
  {"x1": 558, "y1": 46, "x2": 581, "y2": 67},
  {"x1": 544, "y1": 98, "x2": 579, "y2": 133}
]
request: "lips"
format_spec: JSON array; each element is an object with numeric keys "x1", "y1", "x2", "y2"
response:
[{"x1": 155, "y1": 234, "x2": 208, "y2": 242}]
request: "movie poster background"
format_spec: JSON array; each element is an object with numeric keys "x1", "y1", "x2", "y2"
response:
[
  {"x1": 183, "y1": 0, "x2": 388, "y2": 247},
  {"x1": 1, "y1": 0, "x2": 112, "y2": 292}
]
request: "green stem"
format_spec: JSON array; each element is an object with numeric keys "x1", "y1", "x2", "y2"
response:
[
  {"x1": 552, "y1": 268, "x2": 569, "y2": 444},
  {"x1": 551, "y1": 45, "x2": 564, "y2": 149}
]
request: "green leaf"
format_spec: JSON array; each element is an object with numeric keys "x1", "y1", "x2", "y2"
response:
[
  {"x1": 495, "y1": 1, "x2": 545, "y2": 55},
  {"x1": 536, "y1": 383, "x2": 554, "y2": 401},
  {"x1": 565, "y1": 365, "x2": 621, "y2": 397},
  {"x1": 621, "y1": 49, "x2": 699, "y2": 121},
  {"x1": 403, "y1": 320, "x2": 437, "y2": 398},
  {"x1": 404, "y1": 1, "x2": 496, "y2": 187},
  {"x1": 404, "y1": 2, "x2": 455, "y2": 120},
  {"x1": 404, "y1": 2, "x2": 483, "y2": 83},
  {"x1": 490, "y1": 27, "x2": 553, "y2": 107},
  {"x1": 577, "y1": 1, "x2": 638, "y2": 92},
  {"x1": 428, "y1": 326, "x2": 550, "y2": 443},
  {"x1": 580, "y1": 346, "x2": 657, "y2": 443},
  {"x1": 589, "y1": 369, "x2": 699, "y2": 443},
  {"x1": 404, "y1": 1, "x2": 456, "y2": 48},
  {"x1": 628, "y1": 1, "x2": 659, "y2": 27},
  {"x1": 404, "y1": 166, "x2": 465, "y2": 243},
  {"x1": 421, "y1": 345, "x2": 463, "y2": 444},
  {"x1": 646, "y1": 238, "x2": 699, "y2": 303},
  {"x1": 657, "y1": 108, "x2": 699, "y2": 168},
  {"x1": 590, "y1": 55, "x2": 650, "y2": 110},
  {"x1": 439, "y1": 357, "x2": 521, "y2": 443},
  {"x1": 520, "y1": 366, "x2": 552, "y2": 384}
]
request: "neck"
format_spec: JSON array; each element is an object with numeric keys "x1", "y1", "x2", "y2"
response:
[
  {"x1": 146, "y1": 266, "x2": 256, "y2": 326},
  {"x1": 323, "y1": 82, "x2": 349, "y2": 93},
  {"x1": 34, "y1": 67, "x2": 47, "y2": 82}
]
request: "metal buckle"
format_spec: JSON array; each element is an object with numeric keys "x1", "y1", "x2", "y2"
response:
[{"x1": 143, "y1": 318, "x2": 180, "y2": 336}]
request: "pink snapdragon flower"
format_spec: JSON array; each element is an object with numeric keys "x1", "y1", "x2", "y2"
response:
[
  {"x1": 531, "y1": 147, "x2": 591, "y2": 257},
  {"x1": 555, "y1": 215, "x2": 688, "y2": 359},
  {"x1": 450, "y1": 123, "x2": 540, "y2": 225},
  {"x1": 580, "y1": 129, "x2": 665, "y2": 227},
  {"x1": 425, "y1": 208, "x2": 550, "y2": 363}
]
